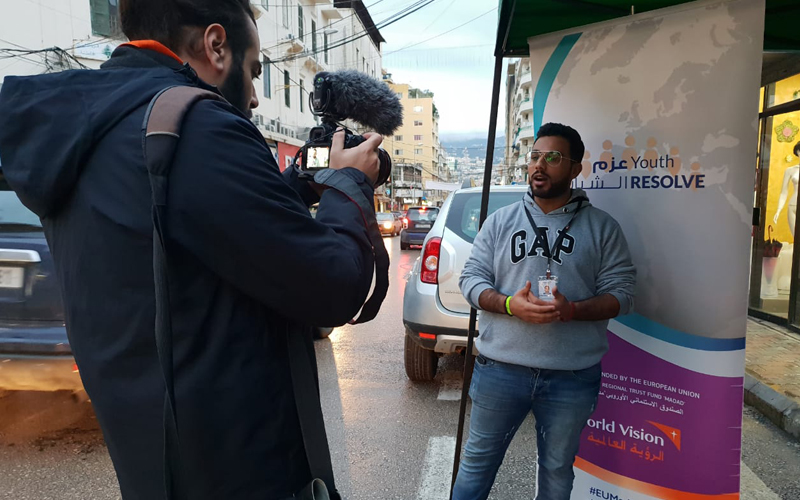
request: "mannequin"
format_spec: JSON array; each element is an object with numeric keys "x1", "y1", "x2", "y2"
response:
[
  {"x1": 774, "y1": 142, "x2": 800, "y2": 236},
  {"x1": 774, "y1": 166, "x2": 799, "y2": 236}
]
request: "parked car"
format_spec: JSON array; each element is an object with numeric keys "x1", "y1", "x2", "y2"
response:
[
  {"x1": 402, "y1": 184, "x2": 527, "y2": 381},
  {"x1": 392, "y1": 211, "x2": 407, "y2": 229},
  {"x1": 400, "y1": 206, "x2": 440, "y2": 250},
  {"x1": 377, "y1": 212, "x2": 402, "y2": 236},
  {"x1": 0, "y1": 169, "x2": 83, "y2": 392}
]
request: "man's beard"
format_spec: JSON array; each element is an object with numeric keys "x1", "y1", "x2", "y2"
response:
[
  {"x1": 219, "y1": 57, "x2": 251, "y2": 118},
  {"x1": 530, "y1": 173, "x2": 572, "y2": 199}
]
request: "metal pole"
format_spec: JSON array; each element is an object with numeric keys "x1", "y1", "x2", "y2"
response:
[{"x1": 450, "y1": 51, "x2": 505, "y2": 498}]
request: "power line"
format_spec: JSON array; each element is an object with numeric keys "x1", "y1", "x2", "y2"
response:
[
  {"x1": 271, "y1": 0, "x2": 438, "y2": 64},
  {"x1": 383, "y1": 6, "x2": 497, "y2": 57},
  {"x1": 21, "y1": 0, "x2": 91, "y2": 24},
  {"x1": 257, "y1": 0, "x2": 389, "y2": 53},
  {"x1": 0, "y1": 47, "x2": 90, "y2": 71}
]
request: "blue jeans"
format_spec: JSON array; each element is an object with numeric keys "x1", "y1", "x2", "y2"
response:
[{"x1": 452, "y1": 355, "x2": 601, "y2": 500}]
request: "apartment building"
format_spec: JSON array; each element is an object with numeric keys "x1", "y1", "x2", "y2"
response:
[
  {"x1": 503, "y1": 58, "x2": 533, "y2": 185},
  {"x1": 252, "y1": 0, "x2": 385, "y2": 172},
  {"x1": 384, "y1": 80, "x2": 446, "y2": 208}
]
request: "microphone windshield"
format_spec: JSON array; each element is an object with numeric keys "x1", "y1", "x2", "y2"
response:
[{"x1": 325, "y1": 70, "x2": 404, "y2": 136}]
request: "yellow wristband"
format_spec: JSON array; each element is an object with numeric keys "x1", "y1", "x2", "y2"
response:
[{"x1": 505, "y1": 295, "x2": 513, "y2": 316}]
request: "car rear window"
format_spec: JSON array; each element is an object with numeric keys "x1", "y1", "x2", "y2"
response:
[
  {"x1": 445, "y1": 191, "x2": 524, "y2": 244},
  {"x1": 408, "y1": 207, "x2": 439, "y2": 222},
  {"x1": 0, "y1": 171, "x2": 42, "y2": 228},
  {"x1": 376, "y1": 213, "x2": 393, "y2": 221}
]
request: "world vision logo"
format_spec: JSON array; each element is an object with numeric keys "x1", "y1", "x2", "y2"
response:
[
  {"x1": 646, "y1": 420, "x2": 682, "y2": 451},
  {"x1": 575, "y1": 136, "x2": 705, "y2": 191}
]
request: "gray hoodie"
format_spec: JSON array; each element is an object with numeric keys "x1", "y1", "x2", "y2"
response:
[{"x1": 459, "y1": 188, "x2": 636, "y2": 370}]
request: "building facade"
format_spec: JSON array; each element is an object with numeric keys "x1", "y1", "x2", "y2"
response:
[
  {"x1": 250, "y1": 1, "x2": 384, "y2": 172},
  {"x1": 503, "y1": 58, "x2": 533, "y2": 185},
  {"x1": 384, "y1": 80, "x2": 446, "y2": 209}
]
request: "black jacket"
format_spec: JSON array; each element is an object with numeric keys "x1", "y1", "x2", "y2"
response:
[{"x1": 0, "y1": 47, "x2": 375, "y2": 499}]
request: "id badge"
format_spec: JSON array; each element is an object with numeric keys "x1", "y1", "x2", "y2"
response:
[{"x1": 538, "y1": 275, "x2": 558, "y2": 301}]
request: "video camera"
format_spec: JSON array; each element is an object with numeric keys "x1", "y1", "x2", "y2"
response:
[{"x1": 296, "y1": 71, "x2": 403, "y2": 187}]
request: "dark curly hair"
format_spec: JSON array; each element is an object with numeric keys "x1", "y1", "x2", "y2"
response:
[
  {"x1": 119, "y1": 0, "x2": 256, "y2": 63},
  {"x1": 535, "y1": 123, "x2": 585, "y2": 163},
  {"x1": 794, "y1": 141, "x2": 800, "y2": 157}
]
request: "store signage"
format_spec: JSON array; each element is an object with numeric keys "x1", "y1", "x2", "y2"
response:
[{"x1": 527, "y1": 0, "x2": 763, "y2": 498}]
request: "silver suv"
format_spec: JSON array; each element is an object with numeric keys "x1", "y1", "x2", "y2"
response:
[{"x1": 402, "y1": 184, "x2": 527, "y2": 381}]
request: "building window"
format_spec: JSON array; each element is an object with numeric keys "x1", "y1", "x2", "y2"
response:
[
  {"x1": 394, "y1": 149, "x2": 403, "y2": 156},
  {"x1": 298, "y1": 6, "x2": 304, "y2": 39},
  {"x1": 362, "y1": 57, "x2": 366, "y2": 71},
  {"x1": 262, "y1": 57, "x2": 271, "y2": 99},
  {"x1": 396, "y1": 92, "x2": 403, "y2": 99},
  {"x1": 414, "y1": 120, "x2": 423, "y2": 126},
  {"x1": 284, "y1": 71, "x2": 291, "y2": 108},
  {"x1": 394, "y1": 135, "x2": 403, "y2": 141},
  {"x1": 283, "y1": 1, "x2": 290, "y2": 28},
  {"x1": 311, "y1": 20, "x2": 317, "y2": 53},
  {"x1": 324, "y1": 33, "x2": 329, "y2": 63},
  {"x1": 414, "y1": 105, "x2": 423, "y2": 113},
  {"x1": 299, "y1": 79, "x2": 304, "y2": 113},
  {"x1": 415, "y1": 148, "x2": 423, "y2": 155},
  {"x1": 414, "y1": 135, "x2": 423, "y2": 141},
  {"x1": 89, "y1": 0, "x2": 122, "y2": 37}
]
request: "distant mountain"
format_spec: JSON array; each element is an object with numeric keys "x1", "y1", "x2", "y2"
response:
[{"x1": 441, "y1": 134, "x2": 506, "y2": 164}]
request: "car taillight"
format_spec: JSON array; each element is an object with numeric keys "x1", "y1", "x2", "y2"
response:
[{"x1": 421, "y1": 237, "x2": 441, "y2": 284}]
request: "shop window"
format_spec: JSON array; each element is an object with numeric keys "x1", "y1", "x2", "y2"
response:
[
  {"x1": 751, "y1": 106, "x2": 800, "y2": 319},
  {"x1": 771, "y1": 73, "x2": 800, "y2": 108}
]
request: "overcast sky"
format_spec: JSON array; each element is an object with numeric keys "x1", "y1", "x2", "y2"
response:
[{"x1": 374, "y1": 0, "x2": 508, "y2": 139}]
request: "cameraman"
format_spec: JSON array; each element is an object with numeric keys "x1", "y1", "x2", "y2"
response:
[{"x1": 0, "y1": 1, "x2": 380, "y2": 499}]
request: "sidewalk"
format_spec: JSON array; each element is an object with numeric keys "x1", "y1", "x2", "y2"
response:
[{"x1": 745, "y1": 317, "x2": 800, "y2": 440}]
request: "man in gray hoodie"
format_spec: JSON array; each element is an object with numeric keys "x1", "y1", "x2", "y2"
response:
[{"x1": 453, "y1": 123, "x2": 636, "y2": 500}]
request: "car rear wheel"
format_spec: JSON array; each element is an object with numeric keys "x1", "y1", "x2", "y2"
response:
[
  {"x1": 401, "y1": 240, "x2": 409, "y2": 250},
  {"x1": 404, "y1": 335, "x2": 438, "y2": 381},
  {"x1": 314, "y1": 327, "x2": 334, "y2": 339}
]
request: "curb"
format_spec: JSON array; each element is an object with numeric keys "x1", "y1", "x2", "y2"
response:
[{"x1": 744, "y1": 373, "x2": 800, "y2": 440}]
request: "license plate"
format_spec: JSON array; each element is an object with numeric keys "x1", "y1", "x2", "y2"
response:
[
  {"x1": 417, "y1": 224, "x2": 430, "y2": 229},
  {"x1": 0, "y1": 267, "x2": 24, "y2": 289}
]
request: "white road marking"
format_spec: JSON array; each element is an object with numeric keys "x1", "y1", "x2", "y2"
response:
[
  {"x1": 418, "y1": 436, "x2": 456, "y2": 500},
  {"x1": 740, "y1": 461, "x2": 780, "y2": 500},
  {"x1": 438, "y1": 372, "x2": 463, "y2": 401}
]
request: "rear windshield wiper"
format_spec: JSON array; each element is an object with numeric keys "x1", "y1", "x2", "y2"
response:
[{"x1": 0, "y1": 222, "x2": 43, "y2": 231}]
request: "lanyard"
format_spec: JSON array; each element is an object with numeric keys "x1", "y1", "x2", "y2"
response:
[{"x1": 522, "y1": 198, "x2": 585, "y2": 278}]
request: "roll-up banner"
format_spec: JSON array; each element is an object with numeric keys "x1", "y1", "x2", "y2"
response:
[{"x1": 526, "y1": 1, "x2": 764, "y2": 498}]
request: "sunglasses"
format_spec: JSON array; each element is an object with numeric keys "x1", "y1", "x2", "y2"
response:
[{"x1": 528, "y1": 150, "x2": 579, "y2": 167}]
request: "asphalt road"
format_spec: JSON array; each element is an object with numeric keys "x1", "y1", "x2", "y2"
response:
[{"x1": 0, "y1": 236, "x2": 799, "y2": 499}]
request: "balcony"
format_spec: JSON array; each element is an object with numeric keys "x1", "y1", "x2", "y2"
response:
[
  {"x1": 518, "y1": 122, "x2": 535, "y2": 140},
  {"x1": 519, "y1": 71, "x2": 532, "y2": 88},
  {"x1": 301, "y1": 51, "x2": 325, "y2": 73},
  {"x1": 321, "y1": 6, "x2": 343, "y2": 19},
  {"x1": 516, "y1": 99, "x2": 531, "y2": 120},
  {"x1": 284, "y1": 35, "x2": 305, "y2": 55}
]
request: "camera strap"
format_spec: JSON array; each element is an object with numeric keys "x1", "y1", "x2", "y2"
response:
[
  {"x1": 312, "y1": 168, "x2": 390, "y2": 325},
  {"x1": 141, "y1": 85, "x2": 343, "y2": 500},
  {"x1": 142, "y1": 85, "x2": 223, "y2": 500}
]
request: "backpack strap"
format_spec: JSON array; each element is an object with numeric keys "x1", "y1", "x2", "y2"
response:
[
  {"x1": 141, "y1": 85, "x2": 352, "y2": 500},
  {"x1": 142, "y1": 85, "x2": 223, "y2": 500}
]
